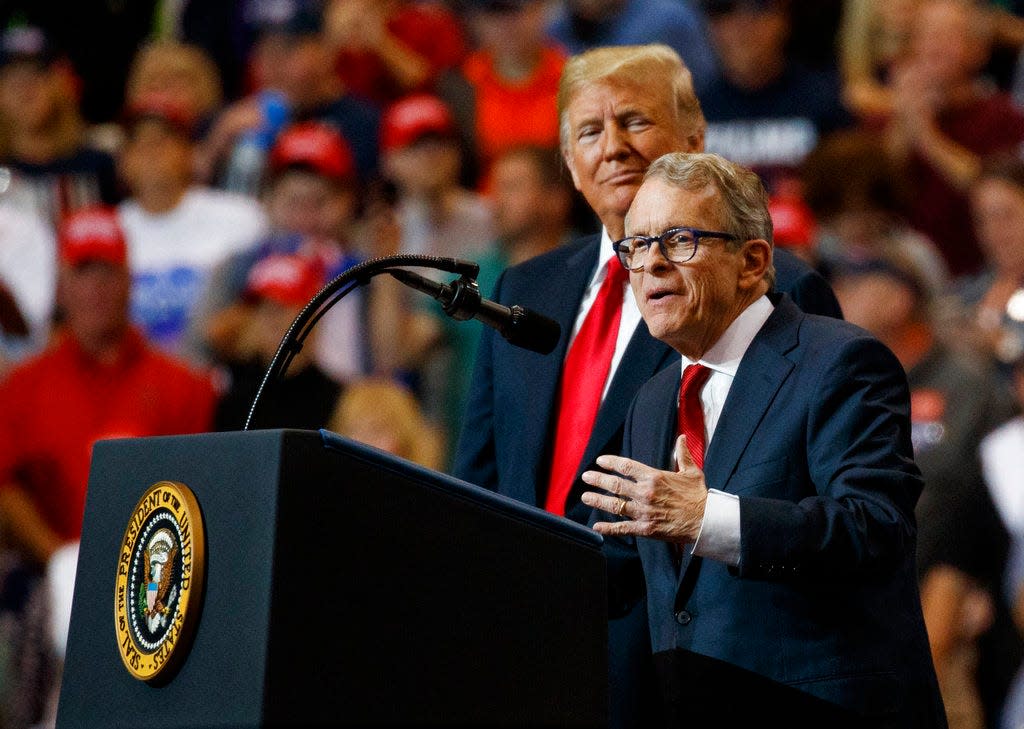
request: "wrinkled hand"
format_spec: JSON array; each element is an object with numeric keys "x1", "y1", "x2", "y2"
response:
[{"x1": 581, "y1": 435, "x2": 708, "y2": 544}]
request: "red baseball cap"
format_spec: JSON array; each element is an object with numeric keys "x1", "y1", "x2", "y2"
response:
[
  {"x1": 245, "y1": 253, "x2": 324, "y2": 307},
  {"x1": 269, "y1": 122, "x2": 356, "y2": 181},
  {"x1": 380, "y1": 94, "x2": 456, "y2": 153},
  {"x1": 768, "y1": 194, "x2": 816, "y2": 249},
  {"x1": 59, "y1": 206, "x2": 128, "y2": 267}
]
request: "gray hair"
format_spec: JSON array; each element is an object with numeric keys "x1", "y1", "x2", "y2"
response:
[
  {"x1": 642, "y1": 152, "x2": 776, "y2": 287},
  {"x1": 557, "y1": 44, "x2": 705, "y2": 156}
]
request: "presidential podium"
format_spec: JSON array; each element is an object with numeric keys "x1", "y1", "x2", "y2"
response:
[{"x1": 56, "y1": 429, "x2": 608, "y2": 728}]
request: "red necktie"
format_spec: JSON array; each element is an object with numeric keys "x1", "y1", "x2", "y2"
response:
[
  {"x1": 678, "y1": 364, "x2": 712, "y2": 470},
  {"x1": 545, "y1": 258, "x2": 630, "y2": 515}
]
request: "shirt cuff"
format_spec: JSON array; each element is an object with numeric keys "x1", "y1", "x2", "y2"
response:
[{"x1": 691, "y1": 489, "x2": 741, "y2": 566}]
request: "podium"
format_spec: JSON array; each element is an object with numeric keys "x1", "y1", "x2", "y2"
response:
[{"x1": 56, "y1": 429, "x2": 608, "y2": 728}]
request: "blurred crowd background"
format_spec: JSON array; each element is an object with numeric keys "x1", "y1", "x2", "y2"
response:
[{"x1": 2, "y1": 0, "x2": 1024, "y2": 727}]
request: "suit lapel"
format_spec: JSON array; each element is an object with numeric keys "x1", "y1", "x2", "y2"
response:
[
  {"x1": 517, "y1": 237, "x2": 600, "y2": 505},
  {"x1": 702, "y1": 297, "x2": 801, "y2": 491},
  {"x1": 676, "y1": 296, "x2": 802, "y2": 596}
]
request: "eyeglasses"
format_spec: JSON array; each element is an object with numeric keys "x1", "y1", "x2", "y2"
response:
[{"x1": 613, "y1": 226, "x2": 738, "y2": 271}]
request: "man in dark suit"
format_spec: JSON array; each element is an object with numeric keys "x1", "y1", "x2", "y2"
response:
[
  {"x1": 453, "y1": 43, "x2": 842, "y2": 729},
  {"x1": 581, "y1": 151, "x2": 946, "y2": 726}
]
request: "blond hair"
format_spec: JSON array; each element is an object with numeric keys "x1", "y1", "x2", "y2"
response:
[
  {"x1": 329, "y1": 378, "x2": 445, "y2": 471},
  {"x1": 557, "y1": 44, "x2": 705, "y2": 155}
]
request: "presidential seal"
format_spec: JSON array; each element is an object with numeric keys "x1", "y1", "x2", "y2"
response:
[{"x1": 114, "y1": 481, "x2": 205, "y2": 682}]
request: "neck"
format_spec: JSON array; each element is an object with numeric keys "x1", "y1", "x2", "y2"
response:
[
  {"x1": 605, "y1": 216, "x2": 626, "y2": 242},
  {"x1": 494, "y1": 48, "x2": 542, "y2": 81},
  {"x1": 75, "y1": 325, "x2": 130, "y2": 365},
  {"x1": 728, "y1": 56, "x2": 785, "y2": 92},
  {"x1": 411, "y1": 186, "x2": 456, "y2": 224},
  {"x1": 136, "y1": 184, "x2": 188, "y2": 215}
]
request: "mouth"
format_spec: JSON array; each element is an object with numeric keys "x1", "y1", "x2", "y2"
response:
[
  {"x1": 603, "y1": 169, "x2": 643, "y2": 186},
  {"x1": 645, "y1": 288, "x2": 677, "y2": 303}
]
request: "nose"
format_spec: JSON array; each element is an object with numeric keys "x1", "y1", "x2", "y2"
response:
[
  {"x1": 644, "y1": 238, "x2": 672, "y2": 273},
  {"x1": 600, "y1": 121, "x2": 631, "y2": 161}
]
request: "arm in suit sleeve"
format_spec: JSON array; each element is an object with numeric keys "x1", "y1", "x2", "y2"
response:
[
  {"x1": 736, "y1": 336, "x2": 921, "y2": 579},
  {"x1": 450, "y1": 270, "x2": 505, "y2": 491}
]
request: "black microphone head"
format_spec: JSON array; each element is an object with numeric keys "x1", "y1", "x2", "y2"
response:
[{"x1": 505, "y1": 305, "x2": 562, "y2": 355}]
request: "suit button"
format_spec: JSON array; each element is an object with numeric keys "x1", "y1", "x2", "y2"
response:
[{"x1": 674, "y1": 610, "x2": 691, "y2": 626}]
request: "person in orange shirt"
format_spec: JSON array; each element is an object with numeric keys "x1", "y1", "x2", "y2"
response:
[{"x1": 439, "y1": 0, "x2": 566, "y2": 187}]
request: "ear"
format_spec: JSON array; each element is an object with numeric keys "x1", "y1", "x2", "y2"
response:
[{"x1": 737, "y1": 239, "x2": 773, "y2": 291}]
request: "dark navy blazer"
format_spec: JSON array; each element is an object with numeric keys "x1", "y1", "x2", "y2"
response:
[{"x1": 622, "y1": 295, "x2": 946, "y2": 726}]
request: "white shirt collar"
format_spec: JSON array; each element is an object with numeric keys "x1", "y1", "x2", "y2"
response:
[{"x1": 682, "y1": 295, "x2": 774, "y2": 376}]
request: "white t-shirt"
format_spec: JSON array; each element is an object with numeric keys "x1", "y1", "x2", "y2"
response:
[
  {"x1": 119, "y1": 187, "x2": 268, "y2": 354},
  {"x1": 0, "y1": 201, "x2": 56, "y2": 358}
]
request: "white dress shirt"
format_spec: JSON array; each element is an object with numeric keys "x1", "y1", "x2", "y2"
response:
[
  {"x1": 568, "y1": 228, "x2": 643, "y2": 401},
  {"x1": 685, "y1": 295, "x2": 775, "y2": 565}
]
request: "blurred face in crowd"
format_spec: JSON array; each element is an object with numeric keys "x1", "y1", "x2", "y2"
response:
[
  {"x1": 834, "y1": 272, "x2": 917, "y2": 350},
  {"x1": 0, "y1": 60, "x2": 68, "y2": 133},
  {"x1": 624, "y1": 177, "x2": 768, "y2": 358},
  {"x1": 470, "y1": 2, "x2": 550, "y2": 62},
  {"x1": 971, "y1": 177, "x2": 1024, "y2": 277},
  {"x1": 908, "y1": 0, "x2": 988, "y2": 89},
  {"x1": 119, "y1": 119, "x2": 193, "y2": 203},
  {"x1": 265, "y1": 169, "x2": 358, "y2": 240},
  {"x1": 384, "y1": 136, "x2": 461, "y2": 199},
  {"x1": 491, "y1": 151, "x2": 567, "y2": 242},
  {"x1": 248, "y1": 298, "x2": 304, "y2": 363},
  {"x1": 280, "y1": 35, "x2": 333, "y2": 109},
  {"x1": 58, "y1": 261, "x2": 131, "y2": 350},
  {"x1": 563, "y1": 76, "x2": 697, "y2": 238},
  {"x1": 706, "y1": 3, "x2": 789, "y2": 89}
]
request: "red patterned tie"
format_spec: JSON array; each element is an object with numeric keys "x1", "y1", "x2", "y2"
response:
[
  {"x1": 678, "y1": 364, "x2": 712, "y2": 469},
  {"x1": 544, "y1": 258, "x2": 630, "y2": 515}
]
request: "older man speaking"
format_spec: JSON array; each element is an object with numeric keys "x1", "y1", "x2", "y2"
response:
[{"x1": 582, "y1": 152, "x2": 946, "y2": 727}]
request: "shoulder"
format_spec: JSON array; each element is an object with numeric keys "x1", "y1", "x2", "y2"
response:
[
  {"x1": 138, "y1": 347, "x2": 214, "y2": 394},
  {"x1": 504, "y1": 234, "x2": 599, "y2": 280},
  {"x1": 767, "y1": 296, "x2": 888, "y2": 364},
  {"x1": 0, "y1": 345, "x2": 62, "y2": 394}
]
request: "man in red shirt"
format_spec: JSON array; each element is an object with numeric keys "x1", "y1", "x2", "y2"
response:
[{"x1": 0, "y1": 206, "x2": 215, "y2": 566}]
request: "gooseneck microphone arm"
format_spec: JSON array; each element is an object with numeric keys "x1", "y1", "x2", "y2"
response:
[
  {"x1": 243, "y1": 254, "x2": 561, "y2": 431},
  {"x1": 244, "y1": 254, "x2": 479, "y2": 431}
]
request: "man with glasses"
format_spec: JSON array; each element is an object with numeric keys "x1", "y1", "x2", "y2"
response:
[
  {"x1": 454, "y1": 43, "x2": 841, "y2": 728},
  {"x1": 581, "y1": 152, "x2": 945, "y2": 726}
]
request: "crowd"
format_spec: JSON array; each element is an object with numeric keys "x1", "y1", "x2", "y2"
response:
[{"x1": 0, "y1": 0, "x2": 1023, "y2": 726}]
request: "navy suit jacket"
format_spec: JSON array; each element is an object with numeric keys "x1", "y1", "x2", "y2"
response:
[
  {"x1": 451, "y1": 238, "x2": 843, "y2": 728},
  {"x1": 622, "y1": 295, "x2": 946, "y2": 725}
]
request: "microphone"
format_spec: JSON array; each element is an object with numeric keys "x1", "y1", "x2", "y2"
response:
[{"x1": 388, "y1": 269, "x2": 561, "y2": 355}]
